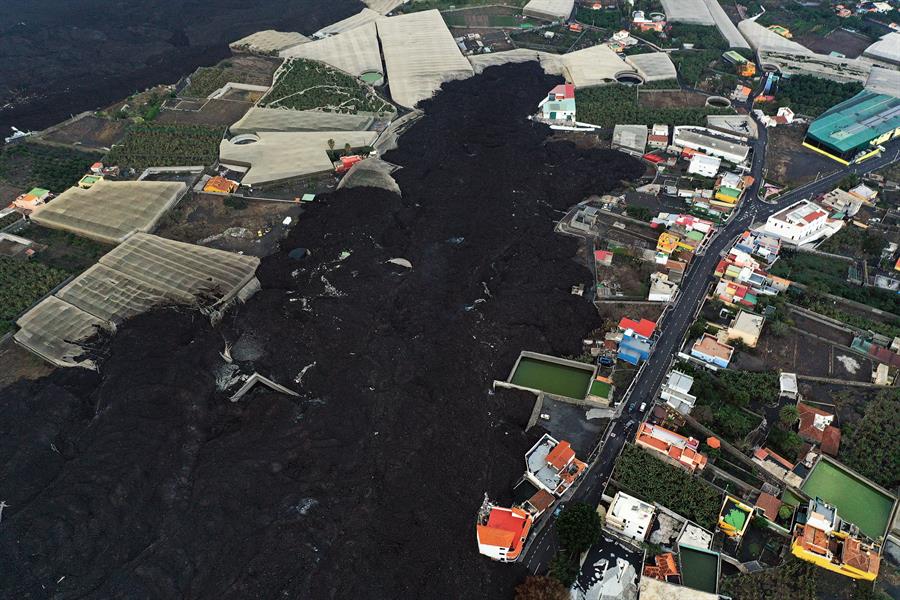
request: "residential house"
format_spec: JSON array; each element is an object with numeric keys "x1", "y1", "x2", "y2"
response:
[
  {"x1": 607, "y1": 491, "x2": 655, "y2": 541},
  {"x1": 660, "y1": 370, "x2": 696, "y2": 414},
  {"x1": 648, "y1": 124, "x2": 669, "y2": 149},
  {"x1": 524, "y1": 434, "x2": 587, "y2": 496},
  {"x1": 643, "y1": 553, "x2": 679, "y2": 582},
  {"x1": 618, "y1": 317, "x2": 657, "y2": 341},
  {"x1": 594, "y1": 249, "x2": 614, "y2": 266},
  {"x1": 635, "y1": 422, "x2": 707, "y2": 472},
  {"x1": 780, "y1": 372, "x2": 799, "y2": 399},
  {"x1": 818, "y1": 188, "x2": 862, "y2": 217},
  {"x1": 848, "y1": 184, "x2": 877, "y2": 204},
  {"x1": 538, "y1": 84, "x2": 576, "y2": 123},
  {"x1": 649, "y1": 271, "x2": 678, "y2": 302},
  {"x1": 726, "y1": 310, "x2": 765, "y2": 347},
  {"x1": 687, "y1": 153, "x2": 722, "y2": 178},
  {"x1": 791, "y1": 497, "x2": 881, "y2": 580},
  {"x1": 797, "y1": 403, "x2": 841, "y2": 456},
  {"x1": 13, "y1": 187, "x2": 51, "y2": 214},
  {"x1": 752, "y1": 447, "x2": 802, "y2": 486},
  {"x1": 674, "y1": 126, "x2": 751, "y2": 165},
  {"x1": 755, "y1": 492, "x2": 784, "y2": 522},
  {"x1": 476, "y1": 501, "x2": 533, "y2": 562},
  {"x1": 691, "y1": 333, "x2": 735, "y2": 368}
]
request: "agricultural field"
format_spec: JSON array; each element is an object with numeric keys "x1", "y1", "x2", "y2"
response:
[
  {"x1": 0, "y1": 257, "x2": 69, "y2": 335},
  {"x1": 260, "y1": 59, "x2": 394, "y2": 115},
  {"x1": 104, "y1": 124, "x2": 222, "y2": 169},
  {"x1": 20, "y1": 225, "x2": 111, "y2": 274},
  {"x1": 575, "y1": 7, "x2": 623, "y2": 29},
  {"x1": 612, "y1": 444, "x2": 721, "y2": 528},
  {"x1": 577, "y1": 85, "x2": 731, "y2": 128},
  {"x1": 771, "y1": 250, "x2": 900, "y2": 314},
  {"x1": 0, "y1": 142, "x2": 102, "y2": 193},
  {"x1": 441, "y1": 5, "x2": 523, "y2": 27},
  {"x1": 182, "y1": 55, "x2": 281, "y2": 98},
  {"x1": 0, "y1": 212, "x2": 22, "y2": 230},
  {"x1": 510, "y1": 25, "x2": 584, "y2": 53},
  {"x1": 769, "y1": 75, "x2": 863, "y2": 118}
]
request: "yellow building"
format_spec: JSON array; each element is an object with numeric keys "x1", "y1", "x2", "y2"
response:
[
  {"x1": 791, "y1": 498, "x2": 881, "y2": 581},
  {"x1": 657, "y1": 231, "x2": 679, "y2": 255}
]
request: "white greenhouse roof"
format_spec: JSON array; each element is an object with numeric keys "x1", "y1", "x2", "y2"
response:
[
  {"x1": 362, "y1": 0, "x2": 409, "y2": 15},
  {"x1": 468, "y1": 49, "x2": 553, "y2": 74},
  {"x1": 661, "y1": 0, "x2": 714, "y2": 25},
  {"x1": 30, "y1": 179, "x2": 187, "y2": 244},
  {"x1": 315, "y1": 8, "x2": 383, "y2": 36},
  {"x1": 231, "y1": 30, "x2": 310, "y2": 53},
  {"x1": 219, "y1": 131, "x2": 378, "y2": 185},
  {"x1": 545, "y1": 44, "x2": 634, "y2": 87},
  {"x1": 866, "y1": 66, "x2": 900, "y2": 99},
  {"x1": 230, "y1": 106, "x2": 374, "y2": 134},
  {"x1": 738, "y1": 19, "x2": 806, "y2": 52},
  {"x1": 523, "y1": 0, "x2": 575, "y2": 21},
  {"x1": 625, "y1": 52, "x2": 677, "y2": 81},
  {"x1": 280, "y1": 22, "x2": 383, "y2": 76},
  {"x1": 376, "y1": 10, "x2": 475, "y2": 108},
  {"x1": 15, "y1": 233, "x2": 260, "y2": 368},
  {"x1": 864, "y1": 32, "x2": 900, "y2": 66},
  {"x1": 702, "y1": 0, "x2": 749, "y2": 49}
]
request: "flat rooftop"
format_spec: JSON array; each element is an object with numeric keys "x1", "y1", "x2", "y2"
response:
[{"x1": 806, "y1": 90, "x2": 900, "y2": 153}]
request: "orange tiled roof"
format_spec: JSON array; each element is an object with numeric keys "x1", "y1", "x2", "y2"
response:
[
  {"x1": 755, "y1": 492, "x2": 782, "y2": 521},
  {"x1": 546, "y1": 440, "x2": 575, "y2": 470}
]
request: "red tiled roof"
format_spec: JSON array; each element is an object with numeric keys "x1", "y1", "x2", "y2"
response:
[
  {"x1": 802, "y1": 210, "x2": 825, "y2": 223},
  {"x1": 755, "y1": 492, "x2": 782, "y2": 521},
  {"x1": 797, "y1": 403, "x2": 833, "y2": 443},
  {"x1": 528, "y1": 489, "x2": 556, "y2": 512},
  {"x1": 618, "y1": 317, "x2": 656, "y2": 339},
  {"x1": 821, "y1": 426, "x2": 841, "y2": 456}
]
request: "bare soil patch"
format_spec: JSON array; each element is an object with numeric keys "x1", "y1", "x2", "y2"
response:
[
  {"x1": 638, "y1": 90, "x2": 708, "y2": 109},
  {"x1": 156, "y1": 99, "x2": 252, "y2": 127},
  {"x1": 764, "y1": 123, "x2": 838, "y2": 187},
  {"x1": 38, "y1": 116, "x2": 128, "y2": 150},
  {"x1": 795, "y1": 28, "x2": 872, "y2": 58}
]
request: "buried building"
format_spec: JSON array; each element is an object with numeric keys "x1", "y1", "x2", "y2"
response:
[{"x1": 14, "y1": 233, "x2": 260, "y2": 368}]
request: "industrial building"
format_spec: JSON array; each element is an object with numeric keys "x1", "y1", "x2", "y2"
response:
[
  {"x1": 674, "y1": 127, "x2": 750, "y2": 165},
  {"x1": 30, "y1": 179, "x2": 187, "y2": 244},
  {"x1": 804, "y1": 90, "x2": 900, "y2": 164}
]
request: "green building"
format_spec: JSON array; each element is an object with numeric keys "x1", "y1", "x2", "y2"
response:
[{"x1": 803, "y1": 90, "x2": 900, "y2": 164}]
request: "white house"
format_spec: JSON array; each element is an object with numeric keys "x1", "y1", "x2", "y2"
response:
[
  {"x1": 606, "y1": 491, "x2": 655, "y2": 541},
  {"x1": 660, "y1": 370, "x2": 696, "y2": 414},
  {"x1": 648, "y1": 271, "x2": 678, "y2": 302},
  {"x1": 538, "y1": 84, "x2": 576, "y2": 123},
  {"x1": 759, "y1": 199, "x2": 842, "y2": 246},
  {"x1": 688, "y1": 154, "x2": 722, "y2": 177}
]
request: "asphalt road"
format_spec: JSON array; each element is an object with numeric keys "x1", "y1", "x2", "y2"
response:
[{"x1": 525, "y1": 130, "x2": 900, "y2": 573}]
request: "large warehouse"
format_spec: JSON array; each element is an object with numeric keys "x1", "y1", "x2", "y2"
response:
[
  {"x1": 804, "y1": 90, "x2": 900, "y2": 164},
  {"x1": 523, "y1": 0, "x2": 574, "y2": 21},
  {"x1": 15, "y1": 233, "x2": 260, "y2": 368}
]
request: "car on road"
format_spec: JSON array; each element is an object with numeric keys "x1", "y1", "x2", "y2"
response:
[
  {"x1": 628, "y1": 402, "x2": 636, "y2": 412},
  {"x1": 639, "y1": 402, "x2": 646, "y2": 412},
  {"x1": 553, "y1": 504, "x2": 565, "y2": 518}
]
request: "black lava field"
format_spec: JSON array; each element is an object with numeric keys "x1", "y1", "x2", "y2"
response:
[
  {"x1": 0, "y1": 63, "x2": 643, "y2": 599},
  {"x1": 0, "y1": 0, "x2": 362, "y2": 134}
]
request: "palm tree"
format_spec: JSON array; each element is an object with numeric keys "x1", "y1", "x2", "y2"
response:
[{"x1": 327, "y1": 138, "x2": 335, "y2": 151}]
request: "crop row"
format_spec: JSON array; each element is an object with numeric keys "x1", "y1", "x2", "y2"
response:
[
  {"x1": 105, "y1": 124, "x2": 223, "y2": 169},
  {"x1": 260, "y1": 59, "x2": 393, "y2": 115}
]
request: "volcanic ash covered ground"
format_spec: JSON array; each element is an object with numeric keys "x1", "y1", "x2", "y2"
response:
[{"x1": 0, "y1": 62, "x2": 643, "y2": 599}]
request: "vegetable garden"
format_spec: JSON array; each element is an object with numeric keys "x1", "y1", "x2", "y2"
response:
[
  {"x1": 105, "y1": 124, "x2": 222, "y2": 169},
  {"x1": 0, "y1": 257, "x2": 69, "y2": 335},
  {"x1": 260, "y1": 59, "x2": 394, "y2": 115}
]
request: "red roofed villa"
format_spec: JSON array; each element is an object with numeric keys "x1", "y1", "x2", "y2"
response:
[
  {"x1": 635, "y1": 422, "x2": 707, "y2": 472},
  {"x1": 476, "y1": 501, "x2": 533, "y2": 562},
  {"x1": 618, "y1": 317, "x2": 657, "y2": 340}
]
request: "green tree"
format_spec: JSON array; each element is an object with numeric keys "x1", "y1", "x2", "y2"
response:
[
  {"x1": 779, "y1": 405, "x2": 799, "y2": 428},
  {"x1": 549, "y1": 553, "x2": 578, "y2": 587},
  {"x1": 555, "y1": 503, "x2": 602, "y2": 555},
  {"x1": 327, "y1": 138, "x2": 335, "y2": 150},
  {"x1": 689, "y1": 318, "x2": 707, "y2": 339},
  {"x1": 515, "y1": 575, "x2": 568, "y2": 600}
]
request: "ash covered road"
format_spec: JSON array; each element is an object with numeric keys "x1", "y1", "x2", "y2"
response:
[{"x1": 0, "y1": 63, "x2": 643, "y2": 599}]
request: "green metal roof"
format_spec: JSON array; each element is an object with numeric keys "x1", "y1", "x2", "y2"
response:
[
  {"x1": 723, "y1": 507, "x2": 747, "y2": 531},
  {"x1": 806, "y1": 90, "x2": 900, "y2": 153},
  {"x1": 29, "y1": 187, "x2": 50, "y2": 197},
  {"x1": 589, "y1": 379, "x2": 611, "y2": 398},
  {"x1": 718, "y1": 186, "x2": 740, "y2": 197}
]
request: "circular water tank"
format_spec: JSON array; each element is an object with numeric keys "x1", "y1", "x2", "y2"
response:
[{"x1": 705, "y1": 96, "x2": 732, "y2": 108}]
